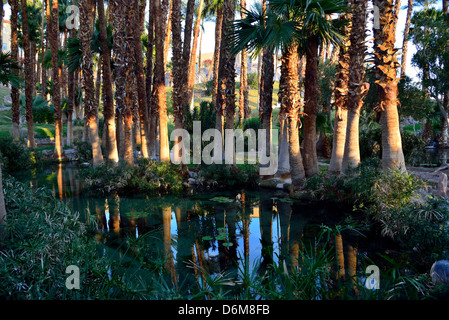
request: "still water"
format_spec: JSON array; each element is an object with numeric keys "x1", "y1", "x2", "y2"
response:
[{"x1": 12, "y1": 163, "x2": 387, "y2": 288}]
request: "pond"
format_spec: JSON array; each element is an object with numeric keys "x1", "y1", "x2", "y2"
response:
[{"x1": 11, "y1": 163, "x2": 396, "y2": 297}]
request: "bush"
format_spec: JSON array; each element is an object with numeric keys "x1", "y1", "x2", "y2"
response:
[
  {"x1": 205, "y1": 79, "x2": 213, "y2": 96},
  {"x1": 247, "y1": 72, "x2": 258, "y2": 89},
  {"x1": 82, "y1": 159, "x2": 185, "y2": 195},
  {"x1": 0, "y1": 136, "x2": 36, "y2": 172},
  {"x1": 73, "y1": 140, "x2": 92, "y2": 163},
  {"x1": 198, "y1": 164, "x2": 259, "y2": 189}
]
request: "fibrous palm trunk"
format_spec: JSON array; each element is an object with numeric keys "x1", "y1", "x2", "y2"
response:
[
  {"x1": 97, "y1": 0, "x2": 119, "y2": 165},
  {"x1": 133, "y1": 0, "x2": 150, "y2": 159},
  {"x1": 21, "y1": 0, "x2": 36, "y2": 149},
  {"x1": 239, "y1": 0, "x2": 250, "y2": 123},
  {"x1": 281, "y1": 45, "x2": 306, "y2": 191},
  {"x1": 342, "y1": 0, "x2": 369, "y2": 173},
  {"x1": 327, "y1": 9, "x2": 351, "y2": 176},
  {"x1": 303, "y1": 36, "x2": 319, "y2": 177},
  {"x1": 79, "y1": 0, "x2": 103, "y2": 166},
  {"x1": 211, "y1": 6, "x2": 223, "y2": 107},
  {"x1": 400, "y1": 0, "x2": 413, "y2": 79},
  {"x1": 154, "y1": 0, "x2": 170, "y2": 161},
  {"x1": 373, "y1": 0, "x2": 406, "y2": 171},
  {"x1": 67, "y1": 29, "x2": 76, "y2": 147},
  {"x1": 9, "y1": 0, "x2": 20, "y2": 142},
  {"x1": 216, "y1": 0, "x2": 236, "y2": 157}
]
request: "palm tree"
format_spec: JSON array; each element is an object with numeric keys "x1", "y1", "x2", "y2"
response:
[
  {"x1": 400, "y1": 0, "x2": 414, "y2": 78},
  {"x1": 215, "y1": 0, "x2": 236, "y2": 159},
  {"x1": 232, "y1": 0, "x2": 346, "y2": 188},
  {"x1": 97, "y1": 0, "x2": 119, "y2": 164},
  {"x1": 341, "y1": 0, "x2": 369, "y2": 172},
  {"x1": 21, "y1": 0, "x2": 36, "y2": 149},
  {"x1": 79, "y1": 0, "x2": 103, "y2": 166},
  {"x1": 295, "y1": 0, "x2": 346, "y2": 178},
  {"x1": 154, "y1": 0, "x2": 170, "y2": 161},
  {"x1": 328, "y1": 7, "x2": 351, "y2": 176},
  {"x1": 373, "y1": 0, "x2": 406, "y2": 171},
  {"x1": 8, "y1": 0, "x2": 21, "y2": 142},
  {"x1": 132, "y1": 0, "x2": 150, "y2": 159},
  {"x1": 239, "y1": 0, "x2": 250, "y2": 123}
]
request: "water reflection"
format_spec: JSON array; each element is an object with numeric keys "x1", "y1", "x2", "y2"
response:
[{"x1": 14, "y1": 164, "x2": 371, "y2": 294}]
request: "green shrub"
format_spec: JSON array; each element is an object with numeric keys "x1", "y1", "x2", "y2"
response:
[
  {"x1": 73, "y1": 140, "x2": 92, "y2": 163},
  {"x1": 205, "y1": 79, "x2": 213, "y2": 96},
  {"x1": 247, "y1": 72, "x2": 258, "y2": 89},
  {"x1": 81, "y1": 159, "x2": 185, "y2": 195},
  {"x1": 0, "y1": 136, "x2": 35, "y2": 172},
  {"x1": 198, "y1": 164, "x2": 259, "y2": 189}
]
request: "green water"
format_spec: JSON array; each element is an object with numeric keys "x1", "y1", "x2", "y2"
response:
[{"x1": 12, "y1": 163, "x2": 388, "y2": 287}]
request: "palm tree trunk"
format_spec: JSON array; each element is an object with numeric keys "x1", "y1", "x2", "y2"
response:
[
  {"x1": 373, "y1": 0, "x2": 406, "y2": 171},
  {"x1": 132, "y1": 0, "x2": 150, "y2": 159},
  {"x1": 239, "y1": 0, "x2": 249, "y2": 123},
  {"x1": 187, "y1": 0, "x2": 205, "y2": 106},
  {"x1": 281, "y1": 45, "x2": 305, "y2": 191},
  {"x1": 216, "y1": 0, "x2": 235, "y2": 157},
  {"x1": 259, "y1": 49, "x2": 274, "y2": 162},
  {"x1": 303, "y1": 36, "x2": 319, "y2": 177},
  {"x1": 328, "y1": 9, "x2": 351, "y2": 176},
  {"x1": 97, "y1": 0, "x2": 119, "y2": 164},
  {"x1": 211, "y1": 5, "x2": 223, "y2": 107},
  {"x1": 154, "y1": 0, "x2": 170, "y2": 161},
  {"x1": 21, "y1": 0, "x2": 36, "y2": 148},
  {"x1": 9, "y1": 0, "x2": 20, "y2": 142},
  {"x1": 66, "y1": 31, "x2": 76, "y2": 147},
  {"x1": 400, "y1": 0, "x2": 413, "y2": 79},
  {"x1": 146, "y1": 0, "x2": 155, "y2": 158},
  {"x1": 342, "y1": 0, "x2": 368, "y2": 173},
  {"x1": 80, "y1": 0, "x2": 103, "y2": 166}
]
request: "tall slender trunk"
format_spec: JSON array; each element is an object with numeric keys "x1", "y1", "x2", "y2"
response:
[
  {"x1": 211, "y1": 6, "x2": 223, "y2": 107},
  {"x1": 80, "y1": 0, "x2": 103, "y2": 166},
  {"x1": 0, "y1": 161, "x2": 6, "y2": 230},
  {"x1": 239, "y1": 0, "x2": 250, "y2": 122},
  {"x1": 276, "y1": 62, "x2": 289, "y2": 178},
  {"x1": 328, "y1": 9, "x2": 351, "y2": 176},
  {"x1": 50, "y1": 0, "x2": 63, "y2": 158},
  {"x1": 132, "y1": 0, "x2": 150, "y2": 158},
  {"x1": 281, "y1": 45, "x2": 306, "y2": 191},
  {"x1": 97, "y1": 0, "x2": 119, "y2": 164},
  {"x1": 66, "y1": 30, "x2": 76, "y2": 147},
  {"x1": 303, "y1": 36, "x2": 319, "y2": 177},
  {"x1": 146, "y1": 0, "x2": 155, "y2": 158},
  {"x1": 215, "y1": 0, "x2": 235, "y2": 156},
  {"x1": 154, "y1": 0, "x2": 170, "y2": 161},
  {"x1": 400, "y1": 0, "x2": 413, "y2": 79},
  {"x1": 112, "y1": 0, "x2": 127, "y2": 161},
  {"x1": 9, "y1": 0, "x2": 20, "y2": 141},
  {"x1": 187, "y1": 0, "x2": 204, "y2": 106},
  {"x1": 373, "y1": 0, "x2": 406, "y2": 171},
  {"x1": 342, "y1": 0, "x2": 368, "y2": 173},
  {"x1": 21, "y1": 0, "x2": 36, "y2": 148}
]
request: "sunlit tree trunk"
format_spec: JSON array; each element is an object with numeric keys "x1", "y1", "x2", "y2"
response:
[
  {"x1": 342, "y1": 0, "x2": 369, "y2": 173},
  {"x1": 400, "y1": 0, "x2": 413, "y2": 79},
  {"x1": 281, "y1": 45, "x2": 306, "y2": 191},
  {"x1": 187, "y1": 0, "x2": 205, "y2": 106},
  {"x1": 328, "y1": 9, "x2": 351, "y2": 176},
  {"x1": 154, "y1": 0, "x2": 170, "y2": 161},
  {"x1": 97, "y1": 0, "x2": 119, "y2": 164},
  {"x1": 239, "y1": 0, "x2": 250, "y2": 123},
  {"x1": 9, "y1": 0, "x2": 20, "y2": 142},
  {"x1": 373, "y1": 0, "x2": 406, "y2": 171},
  {"x1": 80, "y1": 0, "x2": 103, "y2": 166},
  {"x1": 146, "y1": 0, "x2": 155, "y2": 158},
  {"x1": 211, "y1": 5, "x2": 223, "y2": 107},
  {"x1": 215, "y1": 0, "x2": 235, "y2": 154},
  {"x1": 133, "y1": 0, "x2": 150, "y2": 159},
  {"x1": 22, "y1": 0, "x2": 36, "y2": 148}
]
